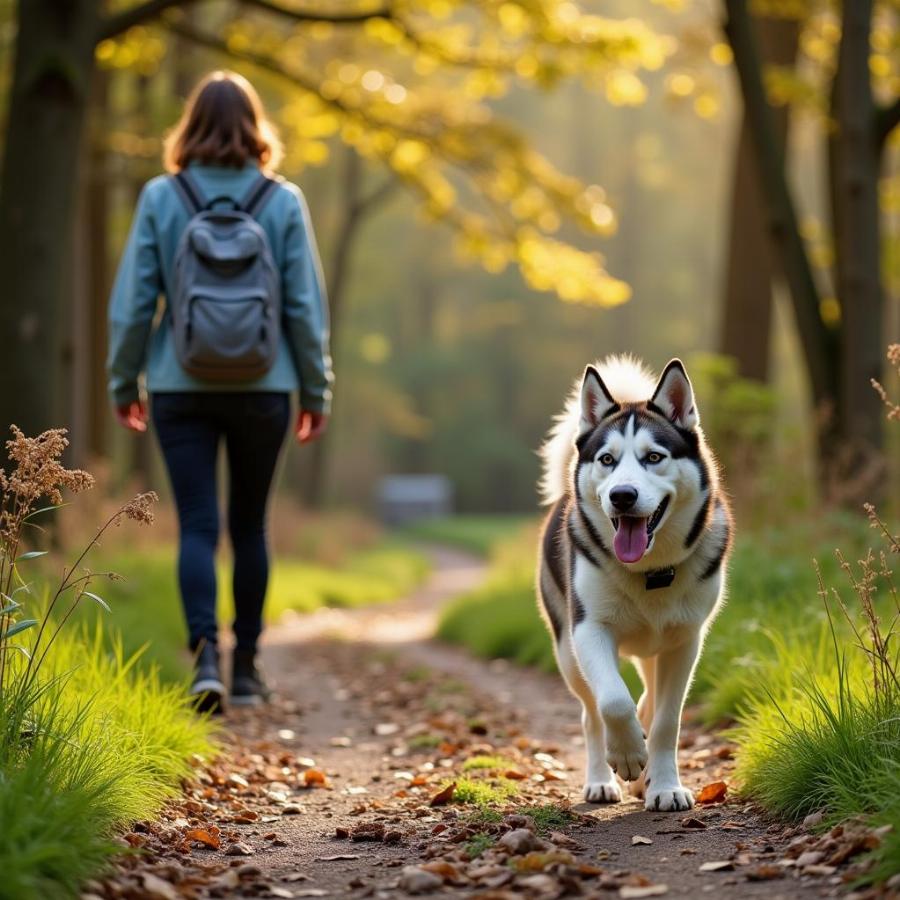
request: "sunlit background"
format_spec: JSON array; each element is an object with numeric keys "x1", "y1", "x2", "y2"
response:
[{"x1": 3, "y1": 0, "x2": 896, "y2": 519}]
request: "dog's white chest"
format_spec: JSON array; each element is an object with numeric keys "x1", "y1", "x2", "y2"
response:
[{"x1": 572, "y1": 556, "x2": 719, "y2": 658}]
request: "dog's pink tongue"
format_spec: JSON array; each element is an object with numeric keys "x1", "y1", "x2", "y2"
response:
[{"x1": 613, "y1": 518, "x2": 649, "y2": 563}]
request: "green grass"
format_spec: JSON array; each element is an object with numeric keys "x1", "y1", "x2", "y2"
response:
[
  {"x1": 402, "y1": 515, "x2": 532, "y2": 557},
  {"x1": 408, "y1": 733, "x2": 442, "y2": 750},
  {"x1": 732, "y1": 632, "x2": 899, "y2": 882},
  {"x1": 462, "y1": 754, "x2": 516, "y2": 771},
  {"x1": 0, "y1": 628, "x2": 215, "y2": 900},
  {"x1": 449, "y1": 776, "x2": 519, "y2": 807},
  {"x1": 463, "y1": 808, "x2": 505, "y2": 827},
  {"x1": 519, "y1": 803, "x2": 576, "y2": 835},
  {"x1": 80, "y1": 541, "x2": 429, "y2": 679},
  {"x1": 465, "y1": 833, "x2": 496, "y2": 859},
  {"x1": 249, "y1": 542, "x2": 428, "y2": 618}
]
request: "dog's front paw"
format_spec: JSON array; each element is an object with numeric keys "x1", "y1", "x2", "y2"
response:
[
  {"x1": 605, "y1": 723, "x2": 647, "y2": 782},
  {"x1": 583, "y1": 780, "x2": 622, "y2": 804},
  {"x1": 644, "y1": 784, "x2": 694, "y2": 812}
]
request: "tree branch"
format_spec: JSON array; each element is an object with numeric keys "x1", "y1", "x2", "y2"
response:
[
  {"x1": 240, "y1": 0, "x2": 393, "y2": 25},
  {"x1": 391, "y1": 18, "x2": 515, "y2": 70},
  {"x1": 98, "y1": 0, "x2": 390, "y2": 44},
  {"x1": 875, "y1": 97, "x2": 900, "y2": 148},
  {"x1": 97, "y1": 0, "x2": 203, "y2": 43},
  {"x1": 167, "y1": 22, "x2": 540, "y2": 251},
  {"x1": 722, "y1": 0, "x2": 838, "y2": 408},
  {"x1": 167, "y1": 21, "x2": 433, "y2": 142}
]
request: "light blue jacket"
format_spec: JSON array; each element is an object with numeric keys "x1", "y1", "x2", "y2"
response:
[{"x1": 107, "y1": 163, "x2": 333, "y2": 413}]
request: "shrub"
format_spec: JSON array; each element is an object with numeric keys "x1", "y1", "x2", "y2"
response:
[{"x1": 0, "y1": 427, "x2": 213, "y2": 898}]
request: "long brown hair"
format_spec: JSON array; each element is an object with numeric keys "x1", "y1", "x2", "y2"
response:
[{"x1": 163, "y1": 70, "x2": 282, "y2": 173}]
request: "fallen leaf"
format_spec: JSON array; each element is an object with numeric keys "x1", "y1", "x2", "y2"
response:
[
  {"x1": 577, "y1": 863, "x2": 605, "y2": 876},
  {"x1": 549, "y1": 831, "x2": 579, "y2": 848},
  {"x1": 745, "y1": 865, "x2": 784, "y2": 881},
  {"x1": 503, "y1": 769, "x2": 527, "y2": 780},
  {"x1": 375, "y1": 722, "x2": 400, "y2": 736},
  {"x1": 802, "y1": 810, "x2": 825, "y2": 828},
  {"x1": 620, "y1": 886, "x2": 668, "y2": 898},
  {"x1": 803, "y1": 864, "x2": 837, "y2": 876},
  {"x1": 349, "y1": 822, "x2": 385, "y2": 842},
  {"x1": 141, "y1": 873, "x2": 178, "y2": 900},
  {"x1": 421, "y1": 860, "x2": 462, "y2": 881},
  {"x1": 681, "y1": 816, "x2": 707, "y2": 829},
  {"x1": 510, "y1": 850, "x2": 575, "y2": 872},
  {"x1": 210, "y1": 870, "x2": 241, "y2": 890},
  {"x1": 699, "y1": 860, "x2": 734, "y2": 872},
  {"x1": 632, "y1": 835, "x2": 653, "y2": 846},
  {"x1": 226, "y1": 841, "x2": 255, "y2": 856},
  {"x1": 315, "y1": 854, "x2": 361, "y2": 861},
  {"x1": 400, "y1": 866, "x2": 444, "y2": 894},
  {"x1": 185, "y1": 827, "x2": 221, "y2": 850},
  {"x1": 303, "y1": 768, "x2": 327, "y2": 787},
  {"x1": 499, "y1": 829, "x2": 545, "y2": 855},
  {"x1": 429, "y1": 782, "x2": 456, "y2": 807},
  {"x1": 696, "y1": 781, "x2": 728, "y2": 804}
]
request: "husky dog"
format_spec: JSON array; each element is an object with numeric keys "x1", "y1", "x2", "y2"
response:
[{"x1": 537, "y1": 356, "x2": 731, "y2": 812}]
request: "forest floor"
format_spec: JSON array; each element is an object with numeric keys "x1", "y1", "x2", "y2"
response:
[{"x1": 86, "y1": 548, "x2": 879, "y2": 900}]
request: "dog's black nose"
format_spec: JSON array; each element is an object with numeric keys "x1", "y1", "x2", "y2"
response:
[{"x1": 610, "y1": 485, "x2": 638, "y2": 511}]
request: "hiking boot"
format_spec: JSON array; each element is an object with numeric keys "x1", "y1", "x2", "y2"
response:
[
  {"x1": 190, "y1": 643, "x2": 225, "y2": 714},
  {"x1": 231, "y1": 650, "x2": 271, "y2": 706}
]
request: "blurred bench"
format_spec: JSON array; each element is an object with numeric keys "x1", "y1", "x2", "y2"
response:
[{"x1": 377, "y1": 475, "x2": 454, "y2": 526}]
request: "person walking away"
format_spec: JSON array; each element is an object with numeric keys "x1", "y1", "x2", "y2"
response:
[{"x1": 107, "y1": 71, "x2": 332, "y2": 712}]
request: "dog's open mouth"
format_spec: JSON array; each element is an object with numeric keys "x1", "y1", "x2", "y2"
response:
[{"x1": 611, "y1": 496, "x2": 670, "y2": 564}]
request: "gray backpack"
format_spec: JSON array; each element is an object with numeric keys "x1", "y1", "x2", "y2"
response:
[{"x1": 170, "y1": 171, "x2": 280, "y2": 382}]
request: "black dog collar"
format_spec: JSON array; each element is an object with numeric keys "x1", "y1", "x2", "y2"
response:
[{"x1": 645, "y1": 567, "x2": 676, "y2": 590}]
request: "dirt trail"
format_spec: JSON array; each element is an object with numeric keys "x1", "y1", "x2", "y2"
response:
[{"x1": 97, "y1": 547, "x2": 853, "y2": 900}]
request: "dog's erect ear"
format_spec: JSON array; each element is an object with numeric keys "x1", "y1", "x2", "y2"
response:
[
  {"x1": 580, "y1": 366, "x2": 618, "y2": 434},
  {"x1": 651, "y1": 359, "x2": 699, "y2": 430}
]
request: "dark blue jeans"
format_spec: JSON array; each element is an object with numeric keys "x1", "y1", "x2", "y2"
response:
[{"x1": 152, "y1": 392, "x2": 290, "y2": 654}]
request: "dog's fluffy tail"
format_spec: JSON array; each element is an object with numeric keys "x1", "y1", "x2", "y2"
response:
[{"x1": 538, "y1": 355, "x2": 657, "y2": 506}]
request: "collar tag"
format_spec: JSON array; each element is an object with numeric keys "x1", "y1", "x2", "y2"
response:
[{"x1": 645, "y1": 567, "x2": 676, "y2": 590}]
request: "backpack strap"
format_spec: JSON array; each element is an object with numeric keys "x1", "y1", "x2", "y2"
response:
[
  {"x1": 240, "y1": 174, "x2": 279, "y2": 218},
  {"x1": 171, "y1": 171, "x2": 205, "y2": 215}
]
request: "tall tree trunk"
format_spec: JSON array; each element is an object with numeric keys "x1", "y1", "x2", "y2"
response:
[
  {"x1": 0, "y1": 0, "x2": 99, "y2": 443},
  {"x1": 723, "y1": 0, "x2": 839, "y2": 428},
  {"x1": 720, "y1": 15, "x2": 799, "y2": 381},
  {"x1": 130, "y1": 73, "x2": 155, "y2": 486},
  {"x1": 86, "y1": 70, "x2": 111, "y2": 460},
  {"x1": 830, "y1": 0, "x2": 883, "y2": 463}
]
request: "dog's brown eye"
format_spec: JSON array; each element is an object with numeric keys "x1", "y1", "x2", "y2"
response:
[
  {"x1": 646, "y1": 452, "x2": 664, "y2": 464},
  {"x1": 599, "y1": 453, "x2": 615, "y2": 466}
]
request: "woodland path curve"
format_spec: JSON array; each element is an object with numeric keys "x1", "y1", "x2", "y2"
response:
[{"x1": 99, "y1": 545, "x2": 844, "y2": 900}]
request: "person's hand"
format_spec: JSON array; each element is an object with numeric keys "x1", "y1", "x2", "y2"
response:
[
  {"x1": 295, "y1": 409, "x2": 328, "y2": 445},
  {"x1": 115, "y1": 400, "x2": 148, "y2": 433}
]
